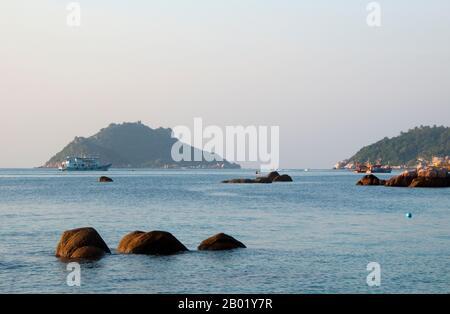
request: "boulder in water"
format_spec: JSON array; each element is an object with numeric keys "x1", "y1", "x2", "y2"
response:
[
  {"x1": 418, "y1": 167, "x2": 448, "y2": 179},
  {"x1": 55, "y1": 227, "x2": 110, "y2": 260},
  {"x1": 254, "y1": 177, "x2": 273, "y2": 183},
  {"x1": 409, "y1": 176, "x2": 450, "y2": 188},
  {"x1": 117, "y1": 230, "x2": 188, "y2": 255},
  {"x1": 384, "y1": 170, "x2": 417, "y2": 187},
  {"x1": 198, "y1": 233, "x2": 246, "y2": 251},
  {"x1": 273, "y1": 174, "x2": 293, "y2": 182},
  {"x1": 222, "y1": 178, "x2": 261, "y2": 184},
  {"x1": 356, "y1": 174, "x2": 385, "y2": 186},
  {"x1": 99, "y1": 176, "x2": 113, "y2": 182},
  {"x1": 222, "y1": 171, "x2": 292, "y2": 184},
  {"x1": 385, "y1": 167, "x2": 450, "y2": 188},
  {"x1": 70, "y1": 246, "x2": 107, "y2": 259},
  {"x1": 266, "y1": 171, "x2": 280, "y2": 181}
]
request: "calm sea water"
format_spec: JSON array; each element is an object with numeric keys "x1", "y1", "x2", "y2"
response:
[{"x1": 0, "y1": 168, "x2": 449, "y2": 293}]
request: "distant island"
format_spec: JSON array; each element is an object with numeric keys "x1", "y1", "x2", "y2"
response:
[
  {"x1": 43, "y1": 122, "x2": 240, "y2": 169},
  {"x1": 335, "y1": 125, "x2": 450, "y2": 168}
]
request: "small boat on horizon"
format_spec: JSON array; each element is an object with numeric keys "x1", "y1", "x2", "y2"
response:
[
  {"x1": 353, "y1": 163, "x2": 369, "y2": 173},
  {"x1": 366, "y1": 163, "x2": 392, "y2": 174},
  {"x1": 353, "y1": 160, "x2": 392, "y2": 174},
  {"x1": 58, "y1": 156, "x2": 112, "y2": 171},
  {"x1": 366, "y1": 159, "x2": 392, "y2": 174}
]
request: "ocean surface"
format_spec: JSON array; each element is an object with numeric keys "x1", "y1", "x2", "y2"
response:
[{"x1": 0, "y1": 168, "x2": 449, "y2": 294}]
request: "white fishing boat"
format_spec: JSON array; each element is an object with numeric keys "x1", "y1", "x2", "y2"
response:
[{"x1": 58, "y1": 156, "x2": 111, "y2": 171}]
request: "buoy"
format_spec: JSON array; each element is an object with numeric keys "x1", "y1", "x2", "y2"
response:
[{"x1": 405, "y1": 213, "x2": 412, "y2": 219}]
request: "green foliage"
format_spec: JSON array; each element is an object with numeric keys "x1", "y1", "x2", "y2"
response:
[{"x1": 349, "y1": 126, "x2": 450, "y2": 166}]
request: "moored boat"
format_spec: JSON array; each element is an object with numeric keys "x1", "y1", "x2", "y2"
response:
[
  {"x1": 353, "y1": 163, "x2": 369, "y2": 173},
  {"x1": 366, "y1": 160, "x2": 392, "y2": 174},
  {"x1": 58, "y1": 156, "x2": 112, "y2": 171},
  {"x1": 366, "y1": 164, "x2": 392, "y2": 174}
]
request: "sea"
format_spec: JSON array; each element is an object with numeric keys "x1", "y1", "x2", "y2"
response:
[{"x1": 0, "y1": 168, "x2": 449, "y2": 293}]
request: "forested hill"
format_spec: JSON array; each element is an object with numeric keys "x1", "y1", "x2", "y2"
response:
[
  {"x1": 348, "y1": 126, "x2": 450, "y2": 166},
  {"x1": 43, "y1": 122, "x2": 240, "y2": 169}
]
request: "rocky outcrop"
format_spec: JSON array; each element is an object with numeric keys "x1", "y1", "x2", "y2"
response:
[
  {"x1": 385, "y1": 168, "x2": 450, "y2": 188},
  {"x1": 56, "y1": 227, "x2": 111, "y2": 260},
  {"x1": 254, "y1": 177, "x2": 273, "y2": 183},
  {"x1": 418, "y1": 167, "x2": 448, "y2": 178},
  {"x1": 222, "y1": 171, "x2": 293, "y2": 184},
  {"x1": 409, "y1": 177, "x2": 450, "y2": 188},
  {"x1": 272, "y1": 174, "x2": 293, "y2": 182},
  {"x1": 356, "y1": 174, "x2": 386, "y2": 186},
  {"x1": 99, "y1": 176, "x2": 113, "y2": 182},
  {"x1": 266, "y1": 171, "x2": 280, "y2": 181},
  {"x1": 117, "y1": 230, "x2": 188, "y2": 255},
  {"x1": 384, "y1": 170, "x2": 417, "y2": 187},
  {"x1": 198, "y1": 233, "x2": 246, "y2": 251}
]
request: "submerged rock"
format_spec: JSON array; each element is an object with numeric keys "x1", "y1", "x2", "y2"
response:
[
  {"x1": 56, "y1": 227, "x2": 110, "y2": 260},
  {"x1": 254, "y1": 177, "x2": 273, "y2": 183},
  {"x1": 222, "y1": 178, "x2": 262, "y2": 184},
  {"x1": 99, "y1": 176, "x2": 113, "y2": 182},
  {"x1": 222, "y1": 177, "x2": 273, "y2": 184},
  {"x1": 198, "y1": 233, "x2": 246, "y2": 251},
  {"x1": 117, "y1": 230, "x2": 188, "y2": 255},
  {"x1": 356, "y1": 174, "x2": 385, "y2": 186},
  {"x1": 222, "y1": 171, "x2": 293, "y2": 184}
]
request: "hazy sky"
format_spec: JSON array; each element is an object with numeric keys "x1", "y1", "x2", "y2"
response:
[{"x1": 1, "y1": 0, "x2": 449, "y2": 168}]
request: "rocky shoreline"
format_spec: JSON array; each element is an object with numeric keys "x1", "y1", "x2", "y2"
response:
[{"x1": 357, "y1": 167, "x2": 450, "y2": 188}]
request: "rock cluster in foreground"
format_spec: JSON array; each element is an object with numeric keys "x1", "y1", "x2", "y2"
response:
[
  {"x1": 222, "y1": 171, "x2": 293, "y2": 184},
  {"x1": 357, "y1": 167, "x2": 450, "y2": 188},
  {"x1": 55, "y1": 228, "x2": 245, "y2": 260}
]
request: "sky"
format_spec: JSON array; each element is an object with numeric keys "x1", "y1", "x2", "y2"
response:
[{"x1": 0, "y1": 0, "x2": 449, "y2": 168}]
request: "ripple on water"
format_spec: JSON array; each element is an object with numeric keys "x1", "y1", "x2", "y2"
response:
[{"x1": 0, "y1": 169, "x2": 449, "y2": 293}]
